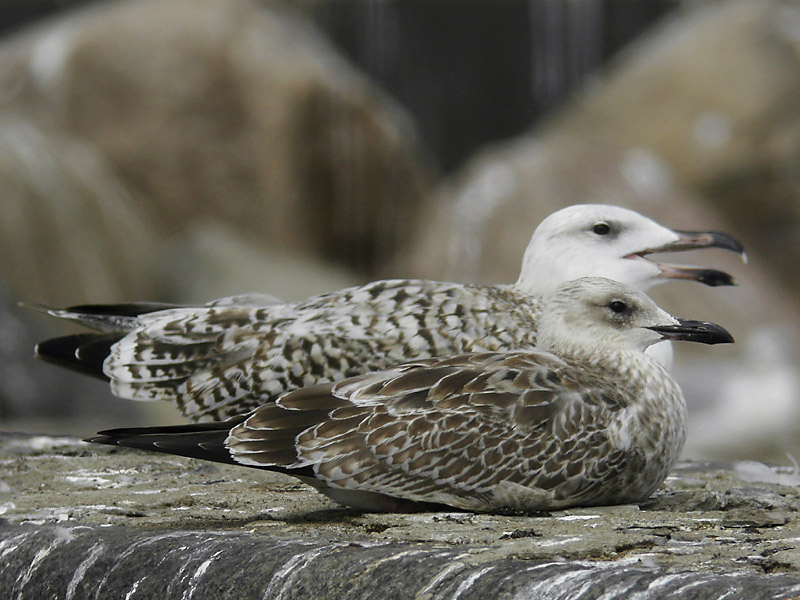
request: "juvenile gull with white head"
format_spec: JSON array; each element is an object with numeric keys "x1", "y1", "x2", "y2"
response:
[
  {"x1": 34, "y1": 204, "x2": 743, "y2": 422},
  {"x1": 88, "y1": 278, "x2": 733, "y2": 512}
]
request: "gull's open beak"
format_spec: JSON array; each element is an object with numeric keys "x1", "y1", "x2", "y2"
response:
[
  {"x1": 647, "y1": 319, "x2": 734, "y2": 345},
  {"x1": 656, "y1": 264, "x2": 735, "y2": 287},
  {"x1": 626, "y1": 230, "x2": 746, "y2": 287}
]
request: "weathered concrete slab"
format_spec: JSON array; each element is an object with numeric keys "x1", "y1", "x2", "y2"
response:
[
  {"x1": 1, "y1": 432, "x2": 800, "y2": 598},
  {"x1": 3, "y1": 522, "x2": 800, "y2": 600}
]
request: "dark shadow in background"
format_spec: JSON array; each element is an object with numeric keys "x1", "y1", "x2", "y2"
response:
[
  {"x1": 0, "y1": 0, "x2": 676, "y2": 172},
  {"x1": 312, "y1": 0, "x2": 677, "y2": 171}
]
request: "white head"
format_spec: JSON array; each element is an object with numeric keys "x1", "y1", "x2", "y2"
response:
[
  {"x1": 515, "y1": 204, "x2": 743, "y2": 295},
  {"x1": 536, "y1": 277, "x2": 733, "y2": 357}
]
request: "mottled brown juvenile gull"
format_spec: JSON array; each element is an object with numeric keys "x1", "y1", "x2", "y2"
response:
[
  {"x1": 35, "y1": 204, "x2": 743, "y2": 422},
  {"x1": 88, "y1": 278, "x2": 733, "y2": 512}
]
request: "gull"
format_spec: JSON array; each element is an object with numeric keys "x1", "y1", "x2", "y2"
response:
[
  {"x1": 34, "y1": 204, "x2": 744, "y2": 422},
  {"x1": 88, "y1": 277, "x2": 734, "y2": 512}
]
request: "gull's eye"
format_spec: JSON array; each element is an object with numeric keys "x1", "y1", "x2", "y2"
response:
[
  {"x1": 592, "y1": 222, "x2": 611, "y2": 236},
  {"x1": 608, "y1": 300, "x2": 627, "y2": 314}
]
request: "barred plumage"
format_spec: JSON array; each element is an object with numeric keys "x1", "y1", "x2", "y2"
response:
[{"x1": 105, "y1": 282, "x2": 542, "y2": 420}]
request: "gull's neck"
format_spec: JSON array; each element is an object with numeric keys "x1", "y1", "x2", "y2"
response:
[
  {"x1": 561, "y1": 344, "x2": 687, "y2": 464},
  {"x1": 558, "y1": 343, "x2": 669, "y2": 399}
]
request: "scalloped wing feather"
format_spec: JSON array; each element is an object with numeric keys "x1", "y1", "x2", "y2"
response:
[{"x1": 225, "y1": 351, "x2": 640, "y2": 510}]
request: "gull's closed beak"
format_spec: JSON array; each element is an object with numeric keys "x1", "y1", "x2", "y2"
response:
[{"x1": 647, "y1": 319, "x2": 734, "y2": 345}]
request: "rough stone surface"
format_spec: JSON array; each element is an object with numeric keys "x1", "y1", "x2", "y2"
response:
[{"x1": 1, "y1": 432, "x2": 800, "y2": 598}]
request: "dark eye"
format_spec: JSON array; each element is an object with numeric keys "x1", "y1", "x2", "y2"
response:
[
  {"x1": 608, "y1": 301, "x2": 627, "y2": 314},
  {"x1": 593, "y1": 222, "x2": 611, "y2": 235}
]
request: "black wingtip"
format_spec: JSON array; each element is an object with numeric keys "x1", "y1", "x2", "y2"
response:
[
  {"x1": 86, "y1": 421, "x2": 318, "y2": 481},
  {"x1": 83, "y1": 421, "x2": 249, "y2": 464},
  {"x1": 84, "y1": 434, "x2": 115, "y2": 445},
  {"x1": 35, "y1": 334, "x2": 117, "y2": 380},
  {"x1": 84, "y1": 428, "x2": 150, "y2": 447},
  {"x1": 64, "y1": 302, "x2": 181, "y2": 318}
]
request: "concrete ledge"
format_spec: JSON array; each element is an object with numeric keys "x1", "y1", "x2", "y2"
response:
[
  {"x1": 2, "y1": 432, "x2": 800, "y2": 598},
  {"x1": 3, "y1": 522, "x2": 800, "y2": 599}
]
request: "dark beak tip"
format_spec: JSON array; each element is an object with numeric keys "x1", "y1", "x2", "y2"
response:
[
  {"x1": 657, "y1": 266, "x2": 738, "y2": 288},
  {"x1": 673, "y1": 230, "x2": 746, "y2": 256},
  {"x1": 698, "y1": 270, "x2": 736, "y2": 287},
  {"x1": 649, "y1": 320, "x2": 734, "y2": 345}
]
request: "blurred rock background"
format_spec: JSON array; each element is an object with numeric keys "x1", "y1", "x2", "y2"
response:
[{"x1": 0, "y1": 0, "x2": 797, "y2": 463}]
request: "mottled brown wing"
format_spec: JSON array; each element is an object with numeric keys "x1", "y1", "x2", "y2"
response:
[
  {"x1": 227, "y1": 351, "x2": 638, "y2": 510},
  {"x1": 85, "y1": 280, "x2": 543, "y2": 423},
  {"x1": 106, "y1": 306, "x2": 406, "y2": 421}
]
